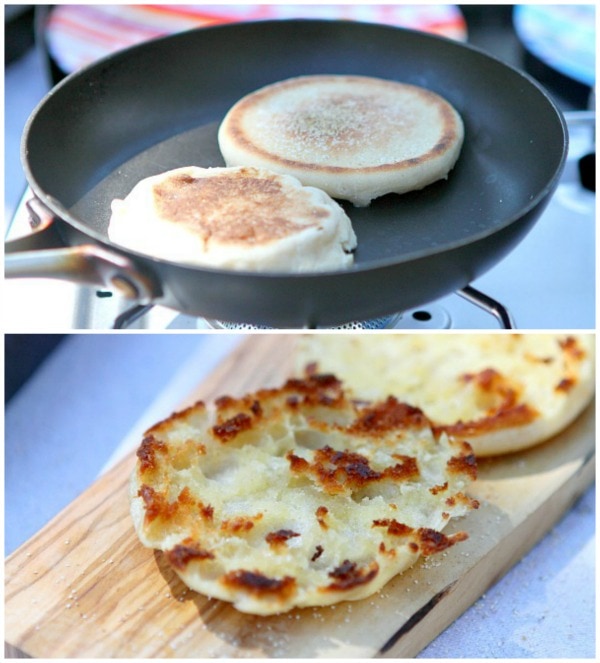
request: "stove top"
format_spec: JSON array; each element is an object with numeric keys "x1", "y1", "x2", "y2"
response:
[{"x1": 5, "y1": 112, "x2": 594, "y2": 331}]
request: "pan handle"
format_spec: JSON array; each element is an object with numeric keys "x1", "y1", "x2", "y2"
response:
[{"x1": 5, "y1": 197, "x2": 162, "y2": 301}]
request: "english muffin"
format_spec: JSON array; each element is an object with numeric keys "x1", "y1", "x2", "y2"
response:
[
  {"x1": 130, "y1": 373, "x2": 478, "y2": 615},
  {"x1": 296, "y1": 334, "x2": 595, "y2": 457},
  {"x1": 218, "y1": 75, "x2": 464, "y2": 206},
  {"x1": 108, "y1": 165, "x2": 357, "y2": 271}
]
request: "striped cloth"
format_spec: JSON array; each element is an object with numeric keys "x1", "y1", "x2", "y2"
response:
[{"x1": 45, "y1": 4, "x2": 466, "y2": 74}]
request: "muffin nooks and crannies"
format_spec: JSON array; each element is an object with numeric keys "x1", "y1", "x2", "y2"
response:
[
  {"x1": 130, "y1": 373, "x2": 478, "y2": 615},
  {"x1": 296, "y1": 334, "x2": 595, "y2": 457}
]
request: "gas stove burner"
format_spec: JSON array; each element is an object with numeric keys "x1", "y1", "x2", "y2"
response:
[
  {"x1": 109, "y1": 286, "x2": 515, "y2": 330},
  {"x1": 206, "y1": 287, "x2": 514, "y2": 330},
  {"x1": 109, "y1": 285, "x2": 513, "y2": 330},
  {"x1": 212, "y1": 315, "x2": 398, "y2": 331}
]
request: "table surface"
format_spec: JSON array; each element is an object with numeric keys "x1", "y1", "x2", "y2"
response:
[{"x1": 5, "y1": 333, "x2": 595, "y2": 658}]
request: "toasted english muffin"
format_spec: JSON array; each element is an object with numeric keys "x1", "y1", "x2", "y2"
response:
[
  {"x1": 130, "y1": 373, "x2": 478, "y2": 615},
  {"x1": 295, "y1": 334, "x2": 595, "y2": 457},
  {"x1": 218, "y1": 75, "x2": 464, "y2": 206},
  {"x1": 108, "y1": 165, "x2": 356, "y2": 272}
]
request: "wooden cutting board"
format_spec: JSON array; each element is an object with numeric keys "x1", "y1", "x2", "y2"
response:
[{"x1": 5, "y1": 334, "x2": 595, "y2": 658}]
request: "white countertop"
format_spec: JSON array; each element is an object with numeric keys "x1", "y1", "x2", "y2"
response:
[{"x1": 5, "y1": 333, "x2": 594, "y2": 657}]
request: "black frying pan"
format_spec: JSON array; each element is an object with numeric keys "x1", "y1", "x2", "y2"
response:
[{"x1": 7, "y1": 19, "x2": 567, "y2": 327}]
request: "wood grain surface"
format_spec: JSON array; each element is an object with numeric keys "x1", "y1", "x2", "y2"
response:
[{"x1": 5, "y1": 334, "x2": 595, "y2": 658}]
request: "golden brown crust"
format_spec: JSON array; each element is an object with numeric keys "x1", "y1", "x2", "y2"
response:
[
  {"x1": 433, "y1": 404, "x2": 538, "y2": 439},
  {"x1": 265, "y1": 529, "x2": 301, "y2": 550},
  {"x1": 221, "y1": 570, "x2": 297, "y2": 600},
  {"x1": 415, "y1": 528, "x2": 469, "y2": 556},
  {"x1": 130, "y1": 371, "x2": 479, "y2": 614},
  {"x1": 136, "y1": 435, "x2": 168, "y2": 474},
  {"x1": 221, "y1": 514, "x2": 262, "y2": 534},
  {"x1": 166, "y1": 539, "x2": 215, "y2": 570},
  {"x1": 371, "y1": 519, "x2": 470, "y2": 556},
  {"x1": 212, "y1": 412, "x2": 254, "y2": 442},
  {"x1": 295, "y1": 334, "x2": 595, "y2": 457},
  {"x1": 152, "y1": 169, "x2": 324, "y2": 244},
  {"x1": 287, "y1": 445, "x2": 420, "y2": 496},
  {"x1": 347, "y1": 397, "x2": 432, "y2": 435},
  {"x1": 323, "y1": 560, "x2": 380, "y2": 592}
]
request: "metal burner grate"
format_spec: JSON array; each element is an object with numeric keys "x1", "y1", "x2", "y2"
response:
[
  {"x1": 111, "y1": 286, "x2": 514, "y2": 330},
  {"x1": 214, "y1": 316, "x2": 395, "y2": 331}
]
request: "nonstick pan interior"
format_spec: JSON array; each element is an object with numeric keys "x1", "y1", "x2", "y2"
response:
[{"x1": 22, "y1": 19, "x2": 567, "y2": 326}]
